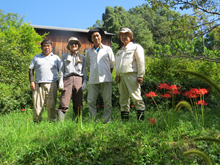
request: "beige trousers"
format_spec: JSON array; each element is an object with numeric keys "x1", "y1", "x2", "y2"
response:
[
  {"x1": 32, "y1": 82, "x2": 57, "y2": 122},
  {"x1": 87, "y1": 82, "x2": 112, "y2": 122},
  {"x1": 118, "y1": 72, "x2": 145, "y2": 112}
]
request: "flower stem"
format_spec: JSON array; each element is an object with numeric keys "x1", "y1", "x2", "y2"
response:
[{"x1": 151, "y1": 96, "x2": 169, "y2": 128}]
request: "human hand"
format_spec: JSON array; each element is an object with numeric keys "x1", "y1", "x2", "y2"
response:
[
  {"x1": 59, "y1": 79, "x2": 64, "y2": 90},
  {"x1": 30, "y1": 82, "x2": 36, "y2": 91},
  {"x1": 137, "y1": 77, "x2": 143, "y2": 84},
  {"x1": 82, "y1": 82, "x2": 87, "y2": 91}
]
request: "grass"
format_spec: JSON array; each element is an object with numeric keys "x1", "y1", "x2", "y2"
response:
[{"x1": 0, "y1": 104, "x2": 220, "y2": 164}]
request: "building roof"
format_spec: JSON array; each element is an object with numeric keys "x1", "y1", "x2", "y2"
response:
[{"x1": 31, "y1": 25, "x2": 115, "y2": 36}]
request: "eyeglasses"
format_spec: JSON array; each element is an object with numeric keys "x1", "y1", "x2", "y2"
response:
[{"x1": 69, "y1": 41, "x2": 78, "y2": 45}]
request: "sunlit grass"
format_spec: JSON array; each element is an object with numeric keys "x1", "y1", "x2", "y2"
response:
[{"x1": 0, "y1": 105, "x2": 220, "y2": 164}]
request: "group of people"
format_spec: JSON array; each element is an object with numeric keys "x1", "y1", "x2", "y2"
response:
[{"x1": 29, "y1": 27, "x2": 145, "y2": 123}]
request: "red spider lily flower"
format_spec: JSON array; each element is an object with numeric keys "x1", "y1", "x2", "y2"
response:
[
  {"x1": 21, "y1": 109, "x2": 25, "y2": 111},
  {"x1": 131, "y1": 105, "x2": 135, "y2": 108},
  {"x1": 151, "y1": 102, "x2": 154, "y2": 104},
  {"x1": 80, "y1": 105, "x2": 83, "y2": 108},
  {"x1": 196, "y1": 100, "x2": 208, "y2": 105},
  {"x1": 145, "y1": 92, "x2": 157, "y2": 98},
  {"x1": 197, "y1": 88, "x2": 209, "y2": 95},
  {"x1": 149, "y1": 118, "x2": 156, "y2": 124},
  {"x1": 96, "y1": 105, "x2": 99, "y2": 108},
  {"x1": 169, "y1": 89, "x2": 180, "y2": 95},
  {"x1": 168, "y1": 85, "x2": 180, "y2": 91},
  {"x1": 189, "y1": 88, "x2": 199, "y2": 94},
  {"x1": 102, "y1": 104, "x2": 104, "y2": 107},
  {"x1": 160, "y1": 93, "x2": 171, "y2": 98},
  {"x1": 158, "y1": 83, "x2": 169, "y2": 90},
  {"x1": 183, "y1": 91, "x2": 198, "y2": 98},
  {"x1": 183, "y1": 91, "x2": 191, "y2": 97},
  {"x1": 189, "y1": 93, "x2": 198, "y2": 98}
]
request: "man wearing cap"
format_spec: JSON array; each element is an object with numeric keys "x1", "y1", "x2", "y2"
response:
[
  {"x1": 86, "y1": 28, "x2": 115, "y2": 123},
  {"x1": 116, "y1": 27, "x2": 145, "y2": 121},
  {"x1": 29, "y1": 39, "x2": 61, "y2": 122},
  {"x1": 57, "y1": 37, "x2": 87, "y2": 122}
]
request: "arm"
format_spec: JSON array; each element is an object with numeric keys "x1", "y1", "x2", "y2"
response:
[
  {"x1": 29, "y1": 69, "x2": 35, "y2": 91},
  {"x1": 109, "y1": 48, "x2": 115, "y2": 74},
  {"x1": 134, "y1": 45, "x2": 145, "y2": 84},
  {"x1": 85, "y1": 51, "x2": 90, "y2": 72},
  {"x1": 82, "y1": 56, "x2": 87, "y2": 84},
  {"x1": 58, "y1": 55, "x2": 65, "y2": 90}
]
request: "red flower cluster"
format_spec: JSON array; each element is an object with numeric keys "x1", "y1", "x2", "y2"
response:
[
  {"x1": 195, "y1": 100, "x2": 208, "y2": 105},
  {"x1": 149, "y1": 118, "x2": 156, "y2": 124},
  {"x1": 160, "y1": 93, "x2": 171, "y2": 98},
  {"x1": 96, "y1": 105, "x2": 99, "y2": 108},
  {"x1": 21, "y1": 109, "x2": 25, "y2": 112},
  {"x1": 145, "y1": 92, "x2": 157, "y2": 98},
  {"x1": 183, "y1": 88, "x2": 209, "y2": 98},
  {"x1": 131, "y1": 105, "x2": 135, "y2": 108}
]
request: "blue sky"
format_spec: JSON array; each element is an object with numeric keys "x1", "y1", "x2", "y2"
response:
[{"x1": 1, "y1": 0, "x2": 191, "y2": 30}]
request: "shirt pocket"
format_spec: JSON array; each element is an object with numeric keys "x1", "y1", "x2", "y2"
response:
[{"x1": 123, "y1": 51, "x2": 134, "y2": 64}]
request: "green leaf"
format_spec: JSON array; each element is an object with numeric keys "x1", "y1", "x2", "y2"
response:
[
  {"x1": 183, "y1": 149, "x2": 213, "y2": 165},
  {"x1": 175, "y1": 100, "x2": 192, "y2": 112},
  {"x1": 178, "y1": 70, "x2": 220, "y2": 97}
]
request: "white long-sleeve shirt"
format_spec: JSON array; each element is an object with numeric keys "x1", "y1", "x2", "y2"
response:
[
  {"x1": 59, "y1": 52, "x2": 87, "y2": 83},
  {"x1": 86, "y1": 44, "x2": 115, "y2": 84},
  {"x1": 116, "y1": 42, "x2": 145, "y2": 77}
]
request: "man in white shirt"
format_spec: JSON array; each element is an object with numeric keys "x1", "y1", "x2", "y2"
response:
[
  {"x1": 29, "y1": 40, "x2": 61, "y2": 122},
  {"x1": 86, "y1": 28, "x2": 115, "y2": 123},
  {"x1": 116, "y1": 27, "x2": 145, "y2": 121}
]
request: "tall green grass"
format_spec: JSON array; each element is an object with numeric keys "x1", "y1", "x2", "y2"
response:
[{"x1": 0, "y1": 105, "x2": 219, "y2": 164}]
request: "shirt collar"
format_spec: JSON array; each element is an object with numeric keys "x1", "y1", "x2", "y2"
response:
[
  {"x1": 41, "y1": 52, "x2": 53, "y2": 56},
  {"x1": 122, "y1": 42, "x2": 133, "y2": 49},
  {"x1": 92, "y1": 43, "x2": 103, "y2": 50}
]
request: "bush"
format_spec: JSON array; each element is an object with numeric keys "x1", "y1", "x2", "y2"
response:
[
  {"x1": 0, "y1": 11, "x2": 47, "y2": 113},
  {"x1": 0, "y1": 83, "x2": 32, "y2": 114}
]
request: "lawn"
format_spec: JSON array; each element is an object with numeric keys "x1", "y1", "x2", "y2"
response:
[{"x1": 0, "y1": 103, "x2": 220, "y2": 165}]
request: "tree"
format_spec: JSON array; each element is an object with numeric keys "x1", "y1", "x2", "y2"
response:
[{"x1": 0, "y1": 10, "x2": 47, "y2": 113}]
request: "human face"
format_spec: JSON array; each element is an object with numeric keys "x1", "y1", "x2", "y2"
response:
[
  {"x1": 41, "y1": 43, "x2": 52, "y2": 56},
  {"x1": 120, "y1": 32, "x2": 132, "y2": 46},
  {"x1": 91, "y1": 32, "x2": 102, "y2": 48},
  {"x1": 68, "y1": 41, "x2": 79, "y2": 54}
]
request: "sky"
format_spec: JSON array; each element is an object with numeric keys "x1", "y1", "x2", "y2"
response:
[{"x1": 1, "y1": 0, "x2": 191, "y2": 30}]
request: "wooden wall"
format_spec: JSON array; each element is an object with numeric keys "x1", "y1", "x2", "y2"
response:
[{"x1": 35, "y1": 29, "x2": 113, "y2": 56}]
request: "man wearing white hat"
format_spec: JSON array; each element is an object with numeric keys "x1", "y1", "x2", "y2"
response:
[
  {"x1": 57, "y1": 37, "x2": 87, "y2": 121},
  {"x1": 116, "y1": 27, "x2": 145, "y2": 121},
  {"x1": 86, "y1": 28, "x2": 115, "y2": 123}
]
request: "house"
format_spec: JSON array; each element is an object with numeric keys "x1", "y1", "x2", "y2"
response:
[{"x1": 32, "y1": 25, "x2": 115, "y2": 56}]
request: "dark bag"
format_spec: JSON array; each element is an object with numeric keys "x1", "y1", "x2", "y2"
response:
[{"x1": 115, "y1": 75, "x2": 120, "y2": 83}]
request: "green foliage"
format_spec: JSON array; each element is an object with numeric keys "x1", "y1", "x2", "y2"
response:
[
  {"x1": 0, "y1": 83, "x2": 32, "y2": 114},
  {"x1": 183, "y1": 149, "x2": 213, "y2": 165},
  {"x1": 0, "y1": 10, "x2": 47, "y2": 113},
  {"x1": 179, "y1": 70, "x2": 220, "y2": 97},
  {"x1": 175, "y1": 100, "x2": 192, "y2": 112},
  {"x1": 0, "y1": 107, "x2": 220, "y2": 164}
]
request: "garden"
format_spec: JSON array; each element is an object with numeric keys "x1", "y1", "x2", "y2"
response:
[{"x1": 1, "y1": 1, "x2": 220, "y2": 164}]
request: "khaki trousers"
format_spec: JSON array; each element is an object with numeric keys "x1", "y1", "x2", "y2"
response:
[
  {"x1": 33, "y1": 82, "x2": 58, "y2": 122},
  {"x1": 87, "y1": 82, "x2": 112, "y2": 122},
  {"x1": 118, "y1": 72, "x2": 145, "y2": 112}
]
